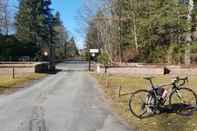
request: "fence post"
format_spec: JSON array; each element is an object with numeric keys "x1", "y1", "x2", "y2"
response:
[
  {"x1": 12, "y1": 66, "x2": 15, "y2": 79},
  {"x1": 89, "y1": 52, "x2": 91, "y2": 71}
]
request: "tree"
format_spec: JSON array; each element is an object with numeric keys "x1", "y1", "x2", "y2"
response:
[
  {"x1": 16, "y1": 0, "x2": 60, "y2": 61},
  {"x1": 0, "y1": 0, "x2": 13, "y2": 35},
  {"x1": 16, "y1": 0, "x2": 53, "y2": 47},
  {"x1": 98, "y1": 51, "x2": 110, "y2": 73},
  {"x1": 66, "y1": 37, "x2": 79, "y2": 58},
  {"x1": 0, "y1": 0, "x2": 71, "y2": 61},
  {"x1": 81, "y1": 0, "x2": 197, "y2": 64},
  {"x1": 52, "y1": 12, "x2": 68, "y2": 59},
  {"x1": 0, "y1": 35, "x2": 38, "y2": 61},
  {"x1": 85, "y1": 11, "x2": 104, "y2": 50},
  {"x1": 184, "y1": 0, "x2": 194, "y2": 65},
  {"x1": 16, "y1": 0, "x2": 39, "y2": 43}
]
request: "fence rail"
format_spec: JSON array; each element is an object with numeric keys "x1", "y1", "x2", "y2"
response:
[{"x1": 0, "y1": 62, "x2": 49, "y2": 78}]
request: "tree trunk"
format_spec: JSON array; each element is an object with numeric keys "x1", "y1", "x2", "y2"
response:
[
  {"x1": 133, "y1": 16, "x2": 138, "y2": 52},
  {"x1": 131, "y1": 0, "x2": 138, "y2": 52},
  {"x1": 185, "y1": 41, "x2": 191, "y2": 65},
  {"x1": 168, "y1": 44, "x2": 174, "y2": 64},
  {"x1": 184, "y1": 0, "x2": 194, "y2": 65}
]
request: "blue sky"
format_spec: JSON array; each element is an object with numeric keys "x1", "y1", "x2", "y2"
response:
[
  {"x1": 51, "y1": 0, "x2": 84, "y2": 49},
  {"x1": 11, "y1": 0, "x2": 84, "y2": 49}
]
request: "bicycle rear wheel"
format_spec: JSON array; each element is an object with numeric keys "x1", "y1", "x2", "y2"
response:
[
  {"x1": 129, "y1": 90, "x2": 156, "y2": 119},
  {"x1": 169, "y1": 88, "x2": 197, "y2": 116}
]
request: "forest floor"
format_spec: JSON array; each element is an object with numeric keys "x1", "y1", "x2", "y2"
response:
[{"x1": 93, "y1": 73, "x2": 197, "y2": 131}]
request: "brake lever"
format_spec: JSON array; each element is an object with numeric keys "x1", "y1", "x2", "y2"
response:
[{"x1": 180, "y1": 77, "x2": 189, "y2": 86}]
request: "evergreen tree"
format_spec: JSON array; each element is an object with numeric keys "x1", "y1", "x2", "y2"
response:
[
  {"x1": 16, "y1": 0, "x2": 53, "y2": 46},
  {"x1": 66, "y1": 37, "x2": 79, "y2": 58},
  {"x1": 16, "y1": 0, "x2": 42, "y2": 43},
  {"x1": 52, "y1": 12, "x2": 68, "y2": 59},
  {"x1": 39, "y1": 0, "x2": 53, "y2": 46},
  {"x1": 117, "y1": 0, "x2": 189, "y2": 63}
]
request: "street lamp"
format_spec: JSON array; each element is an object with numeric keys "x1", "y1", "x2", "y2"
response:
[
  {"x1": 48, "y1": 17, "x2": 56, "y2": 72},
  {"x1": 44, "y1": 51, "x2": 48, "y2": 57},
  {"x1": 42, "y1": 49, "x2": 49, "y2": 61}
]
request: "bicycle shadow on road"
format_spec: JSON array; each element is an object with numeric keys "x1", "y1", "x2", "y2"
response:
[
  {"x1": 137, "y1": 104, "x2": 197, "y2": 120},
  {"x1": 158, "y1": 103, "x2": 197, "y2": 116},
  {"x1": 46, "y1": 69, "x2": 62, "y2": 74}
]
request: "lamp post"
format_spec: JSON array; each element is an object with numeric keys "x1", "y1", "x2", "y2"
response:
[{"x1": 48, "y1": 18, "x2": 56, "y2": 72}]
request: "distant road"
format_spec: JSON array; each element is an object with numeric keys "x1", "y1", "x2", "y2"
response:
[{"x1": 0, "y1": 61, "x2": 132, "y2": 131}]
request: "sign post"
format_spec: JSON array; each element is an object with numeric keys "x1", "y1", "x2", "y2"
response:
[
  {"x1": 88, "y1": 52, "x2": 91, "y2": 71},
  {"x1": 89, "y1": 49, "x2": 99, "y2": 71},
  {"x1": 12, "y1": 66, "x2": 15, "y2": 79}
]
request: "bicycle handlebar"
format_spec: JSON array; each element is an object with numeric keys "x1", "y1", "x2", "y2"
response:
[
  {"x1": 173, "y1": 77, "x2": 188, "y2": 86},
  {"x1": 144, "y1": 76, "x2": 188, "y2": 89}
]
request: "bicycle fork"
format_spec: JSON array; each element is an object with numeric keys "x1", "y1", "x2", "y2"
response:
[{"x1": 175, "y1": 90, "x2": 186, "y2": 103}]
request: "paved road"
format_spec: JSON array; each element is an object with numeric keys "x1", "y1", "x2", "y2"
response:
[{"x1": 0, "y1": 61, "x2": 131, "y2": 131}]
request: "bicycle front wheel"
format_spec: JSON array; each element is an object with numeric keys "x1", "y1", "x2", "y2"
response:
[
  {"x1": 169, "y1": 88, "x2": 197, "y2": 115},
  {"x1": 129, "y1": 90, "x2": 156, "y2": 119}
]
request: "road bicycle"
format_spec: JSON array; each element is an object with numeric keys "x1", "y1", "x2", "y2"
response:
[{"x1": 129, "y1": 77, "x2": 197, "y2": 119}]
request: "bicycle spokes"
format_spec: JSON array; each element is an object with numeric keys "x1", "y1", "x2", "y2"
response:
[{"x1": 129, "y1": 90, "x2": 156, "y2": 119}]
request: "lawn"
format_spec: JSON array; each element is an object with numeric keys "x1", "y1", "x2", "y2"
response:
[
  {"x1": 93, "y1": 74, "x2": 197, "y2": 131},
  {"x1": 0, "y1": 73, "x2": 47, "y2": 94}
]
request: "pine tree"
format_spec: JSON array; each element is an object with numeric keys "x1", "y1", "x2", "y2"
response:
[
  {"x1": 16, "y1": 0, "x2": 41, "y2": 43},
  {"x1": 66, "y1": 37, "x2": 79, "y2": 58},
  {"x1": 16, "y1": 0, "x2": 53, "y2": 46},
  {"x1": 52, "y1": 12, "x2": 68, "y2": 59},
  {"x1": 39, "y1": 0, "x2": 52, "y2": 45},
  {"x1": 133, "y1": 0, "x2": 189, "y2": 63}
]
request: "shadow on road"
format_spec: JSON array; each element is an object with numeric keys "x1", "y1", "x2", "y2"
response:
[
  {"x1": 48, "y1": 69, "x2": 62, "y2": 74},
  {"x1": 61, "y1": 69, "x2": 89, "y2": 72},
  {"x1": 143, "y1": 103, "x2": 197, "y2": 119},
  {"x1": 159, "y1": 103, "x2": 196, "y2": 116}
]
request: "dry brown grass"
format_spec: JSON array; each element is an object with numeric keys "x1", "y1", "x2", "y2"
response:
[
  {"x1": 93, "y1": 73, "x2": 197, "y2": 131},
  {"x1": 0, "y1": 73, "x2": 46, "y2": 93}
]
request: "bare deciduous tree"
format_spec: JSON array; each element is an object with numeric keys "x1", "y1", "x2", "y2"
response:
[
  {"x1": 184, "y1": 0, "x2": 194, "y2": 65},
  {"x1": 0, "y1": 0, "x2": 13, "y2": 35}
]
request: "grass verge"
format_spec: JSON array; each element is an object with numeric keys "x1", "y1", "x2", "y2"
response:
[
  {"x1": 0, "y1": 73, "x2": 47, "y2": 94},
  {"x1": 93, "y1": 73, "x2": 197, "y2": 131}
]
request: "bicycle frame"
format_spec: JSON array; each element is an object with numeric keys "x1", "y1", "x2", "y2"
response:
[{"x1": 150, "y1": 79, "x2": 187, "y2": 106}]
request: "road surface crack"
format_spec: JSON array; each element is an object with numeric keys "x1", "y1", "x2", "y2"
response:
[{"x1": 29, "y1": 106, "x2": 48, "y2": 131}]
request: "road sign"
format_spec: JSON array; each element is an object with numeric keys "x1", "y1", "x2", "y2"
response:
[{"x1": 89, "y1": 49, "x2": 99, "y2": 53}]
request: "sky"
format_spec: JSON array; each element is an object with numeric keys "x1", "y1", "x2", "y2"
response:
[
  {"x1": 11, "y1": 0, "x2": 84, "y2": 49},
  {"x1": 51, "y1": 0, "x2": 84, "y2": 49}
]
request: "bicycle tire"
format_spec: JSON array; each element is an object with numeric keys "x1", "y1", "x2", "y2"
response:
[
  {"x1": 129, "y1": 89, "x2": 156, "y2": 119},
  {"x1": 169, "y1": 88, "x2": 197, "y2": 116}
]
